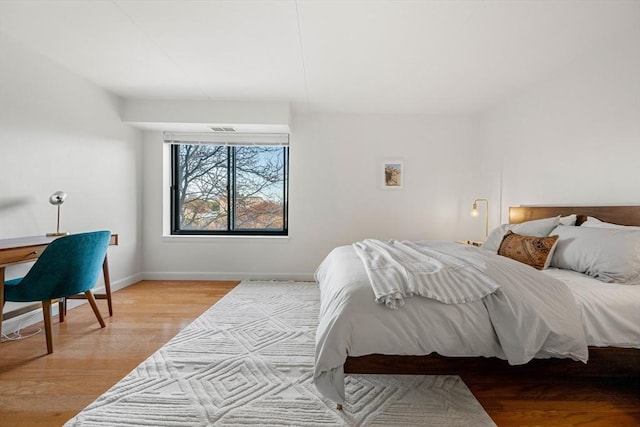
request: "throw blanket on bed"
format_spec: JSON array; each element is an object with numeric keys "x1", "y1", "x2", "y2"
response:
[{"x1": 353, "y1": 239, "x2": 500, "y2": 308}]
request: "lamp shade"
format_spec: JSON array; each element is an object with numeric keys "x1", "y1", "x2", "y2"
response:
[
  {"x1": 49, "y1": 191, "x2": 67, "y2": 206},
  {"x1": 471, "y1": 198, "x2": 489, "y2": 238},
  {"x1": 471, "y1": 201, "x2": 480, "y2": 217},
  {"x1": 47, "y1": 191, "x2": 68, "y2": 236}
]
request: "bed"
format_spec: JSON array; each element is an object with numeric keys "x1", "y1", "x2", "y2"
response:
[{"x1": 313, "y1": 205, "x2": 640, "y2": 407}]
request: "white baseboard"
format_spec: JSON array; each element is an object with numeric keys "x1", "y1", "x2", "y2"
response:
[
  {"x1": 1, "y1": 271, "x2": 314, "y2": 335},
  {"x1": 141, "y1": 271, "x2": 316, "y2": 282},
  {"x1": 1, "y1": 273, "x2": 143, "y2": 335},
  {"x1": 109, "y1": 272, "x2": 145, "y2": 291}
]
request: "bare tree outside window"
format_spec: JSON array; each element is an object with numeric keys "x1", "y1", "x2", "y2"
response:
[{"x1": 172, "y1": 144, "x2": 288, "y2": 235}]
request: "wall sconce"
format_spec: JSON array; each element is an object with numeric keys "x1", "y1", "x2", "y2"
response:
[
  {"x1": 471, "y1": 198, "x2": 489, "y2": 238},
  {"x1": 46, "y1": 191, "x2": 68, "y2": 237}
]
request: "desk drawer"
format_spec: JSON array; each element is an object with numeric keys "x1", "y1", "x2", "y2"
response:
[{"x1": 0, "y1": 245, "x2": 48, "y2": 266}]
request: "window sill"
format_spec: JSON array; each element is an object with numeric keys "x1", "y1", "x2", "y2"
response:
[{"x1": 161, "y1": 234, "x2": 289, "y2": 242}]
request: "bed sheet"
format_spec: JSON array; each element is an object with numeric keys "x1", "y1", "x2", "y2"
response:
[{"x1": 542, "y1": 267, "x2": 640, "y2": 348}]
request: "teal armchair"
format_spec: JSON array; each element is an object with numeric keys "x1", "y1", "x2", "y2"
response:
[{"x1": 3, "y1": 231, "x2": 111, "y2": 354}]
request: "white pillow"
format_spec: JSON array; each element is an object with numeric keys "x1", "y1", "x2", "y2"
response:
[
  {"x1": 481, "y1": 215, "x2": 561, "y2": 253},
  {"x1": 581, "y1": 216, "x2": 640, "y2": 230},
  {"x1": 550, "y1": 225, "x2": 640, "y2": 284},
  {"x1": 559, "y1": 214, "x2": 577, "y2": 226}
]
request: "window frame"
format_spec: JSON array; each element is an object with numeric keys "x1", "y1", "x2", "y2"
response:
[{"x1": 170, "y1": 143, "x2": 289, "y2": 237}]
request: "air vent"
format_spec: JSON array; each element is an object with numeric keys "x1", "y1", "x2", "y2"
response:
[{"x1": 211, "y1": 127, "x2": 237, "y2": 132}]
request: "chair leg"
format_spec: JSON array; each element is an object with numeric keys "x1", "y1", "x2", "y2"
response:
[
  {"x1": 41, "y1": 300, "x2": 53, "y2": 354},
  {"x1": 85, "y1": 291, "x2": 106, "y2": 328},
  {"x1": 103, "y1": 255, "x2": 113, "y2": 316},
  {"x1": 1, "y1": 266, "x2": 5, "y2": 342},
  {"x1": 58, "y1": 298, "x2": 65, "y2": 323}
]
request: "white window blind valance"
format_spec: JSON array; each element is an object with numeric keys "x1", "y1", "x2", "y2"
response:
[{"x1": 163, "y1": 132, "x2": 289, "y2": 146}]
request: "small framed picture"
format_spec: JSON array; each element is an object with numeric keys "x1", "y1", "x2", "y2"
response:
[{"x1": 381, "y1": 160, "x2": 403, "y2": 189}]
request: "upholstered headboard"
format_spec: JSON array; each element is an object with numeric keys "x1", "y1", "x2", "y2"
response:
[{"x1": 509, "y1": 206, "x2": 640, "y2": 227}]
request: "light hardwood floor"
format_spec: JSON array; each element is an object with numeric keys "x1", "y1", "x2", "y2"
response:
[
  {"x1": 1, "y1": 280, "x2": 638, "y2": 426},
  {"x1": 0, "y1": 280, "x2": 239, "y2": 427}
]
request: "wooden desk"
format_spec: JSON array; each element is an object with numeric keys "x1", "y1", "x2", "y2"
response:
[{"x1": 0, "y1": 233, "x2": 118, "y2": 341}]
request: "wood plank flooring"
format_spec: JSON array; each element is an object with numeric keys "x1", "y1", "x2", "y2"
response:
[
  {"x1": 0, "y1": 280, "x2": 239, "y2": 427},
  {"x1": 1, "y1": 280, "x2": 638, "y2": 426}
]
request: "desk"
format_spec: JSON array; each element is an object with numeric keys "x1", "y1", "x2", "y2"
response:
[{"x1": 0, "y1": 233, "x2": 118, "y2": 341}]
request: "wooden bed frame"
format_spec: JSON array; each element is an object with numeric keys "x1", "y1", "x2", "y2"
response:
[{"x1": 344, "y1": 205, "x2": 640, "y2": 379}]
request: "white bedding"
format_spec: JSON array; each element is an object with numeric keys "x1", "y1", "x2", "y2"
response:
[
  {"x1": 542, "y1": 268, "x2": 640, "y2": 348},
  {"x1": 353, "y1": 239, "x2": 500, "y2": 308},
  {"x1": 314, "y1": 241, "x2": 589, "y2": 404}
]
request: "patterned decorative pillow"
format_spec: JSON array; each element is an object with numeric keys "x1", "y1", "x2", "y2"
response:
[
  {"x1": 498, "y1": 231, "x2": 559, "y2": 270},
  {"x1": 481, "y1": 215, "x2": 560, "y2": 253}
]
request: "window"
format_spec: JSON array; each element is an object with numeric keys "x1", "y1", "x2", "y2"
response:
[{"x1": 168, "y1": 133, "x2": 288, "y2": 236}]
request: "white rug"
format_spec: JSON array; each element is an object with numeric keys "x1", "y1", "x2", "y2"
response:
[{"x1": 66, "y1": 281, "x2": 495, "y2": 426}]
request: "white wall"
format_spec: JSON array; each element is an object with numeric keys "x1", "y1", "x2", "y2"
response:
[
  {"x1": 5, "y1": 14, "x2": 637, "y2": 293},
  {"x1": 141, "y1": 113, "x2": 487, "y2": 281},
  {"x1": 122, "y1": 98, "x2": 291, "y2": 133},
  {"x1": 482, "y1": 27, "x2": 640, "y2": 221},
  {"x1": 0, "y1": 35, "x2": 143, "y2": 332}
]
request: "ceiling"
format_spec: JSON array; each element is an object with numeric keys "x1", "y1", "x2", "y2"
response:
[{"x1": 1, "y1": 0, "x2": 638, "y2": 115}]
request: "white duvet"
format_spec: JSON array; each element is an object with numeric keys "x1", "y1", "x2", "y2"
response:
[{"x1": 314, "y1": 241, "x2": 589, "y2": 404}]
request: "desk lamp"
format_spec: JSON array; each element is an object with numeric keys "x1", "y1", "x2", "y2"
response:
[
  {"x1": 47, "y1": 191, "x2": 68, "y2": 236},
  {"x1": 471, "y1": 198, "x2": 489, "y2": 238}
]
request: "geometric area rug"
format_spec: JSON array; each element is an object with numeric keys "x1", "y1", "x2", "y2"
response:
[{"x1": 65, "y1": 281, "x2": 496, "y2": 426}]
